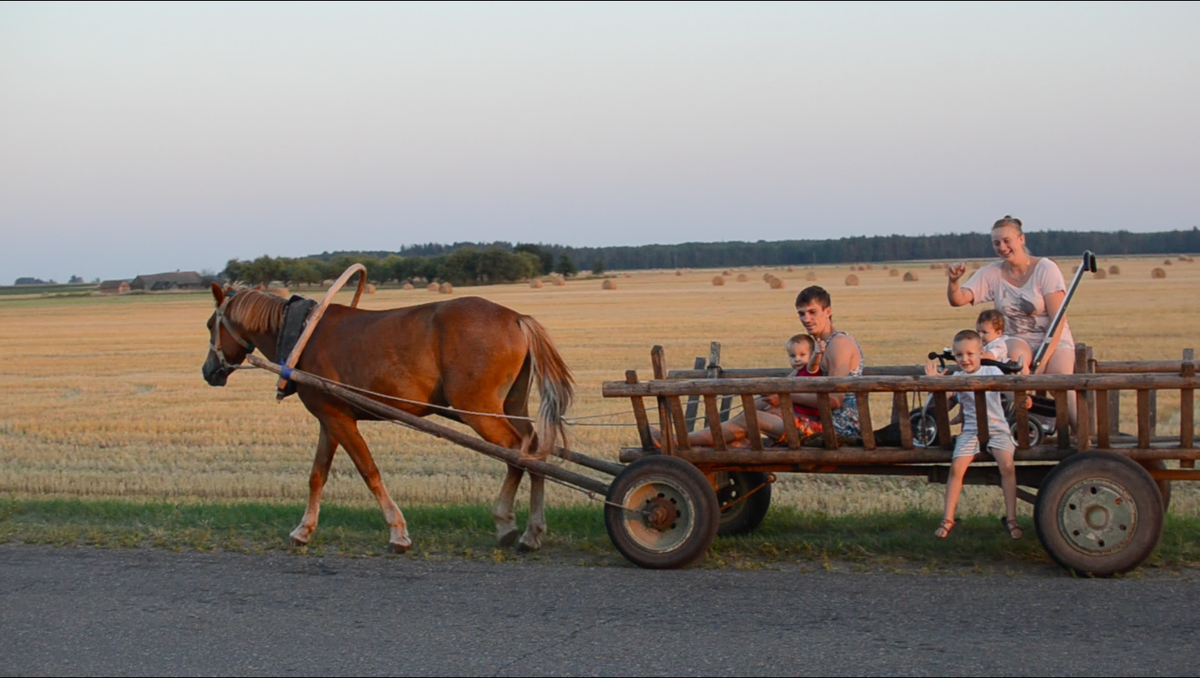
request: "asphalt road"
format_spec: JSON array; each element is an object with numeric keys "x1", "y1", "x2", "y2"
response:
[{"x1": 2, "y1": 545, "x2": 1198, "y2": 676}]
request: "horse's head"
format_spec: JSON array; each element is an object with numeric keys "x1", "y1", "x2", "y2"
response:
[{"x1": 202, "y1": 283, "x2": 255, "y2": 386}]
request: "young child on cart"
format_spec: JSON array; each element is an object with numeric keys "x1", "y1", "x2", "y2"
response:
[
  {"x1": 925, "y1": 329, "x2": 1022, "y2": 540},
  {"x1": 657, "y1": 333, "x2": 823, "y2": 448}
]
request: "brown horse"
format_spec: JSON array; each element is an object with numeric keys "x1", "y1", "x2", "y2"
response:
[{"x1": 201, "y1": 284, "x2": 574, "y2": 552}]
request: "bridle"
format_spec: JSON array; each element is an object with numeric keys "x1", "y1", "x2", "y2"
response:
[{"x1": 209, "y1": 291, "x2": 255, "y2": 373}]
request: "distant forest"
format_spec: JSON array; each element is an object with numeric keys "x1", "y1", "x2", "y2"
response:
[{"x1": 224, "y1": 228, "x2": 1199, "y2": 286}]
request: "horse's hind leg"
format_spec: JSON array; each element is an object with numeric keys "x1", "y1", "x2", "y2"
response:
[
  {"x1": 290, "y1": 425, "x2": 338, "y2": 546},
  {"x1": 494, "y1": 465, "x2": 524, "y2": 547},
  {"x1": 518, "y1": 473, "x2": 546, "y2": 552},
  {"x1": 325, "y1": 415, "x2": 411, "y2": 553}
]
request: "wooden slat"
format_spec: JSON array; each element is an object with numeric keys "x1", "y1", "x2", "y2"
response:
[
  {"x1": 1096, "y1": 390, "x2": 1110, "y2": 449},
  {"x1": 1137, "y1": 389, "x2": 1151, "y2": 450},
  {"x1": 1075, "y1": 345, "x2": 1090, "y2": 452},
  {"x1": 1149, "y1": 390, "x2": 1158, "y2": 437},
  {"x1": 779, "y1": 393, "x2": 801, "y2": 448},
  {"x1": 1182, "y1": 349, "x2": 1195, "y2": 452},
  {"x1": 817, "y1": 393, "x2": 839, "y2": 449},
  {"x1": 740, "y1": 394, "x2": 764, "y2": 451},
  {"x1": 626, "y1": 370, "x2": 656, "y2": 452},
  {"x1": 894, "y1": 392, "x2": 913, "y2": 449},
  {"x1": 856, "y1": 392, "x2": 875, "y2": 450},
  {"x1": 1109, "y1": 390, "x2": 1121, "y2": 437},
  {"x1": 973, "y1": 391, "x2": 990, "y2": 449},
  {"x1": 668, "y1": 395, "x2": 690, "y2": 451},
  {"x1": 650, "y1": 346, "x2": 674, "y2": 456},
  {"x1": 1055, "y1": 390, "x2": 1071, "y2": 449},
  {"x1": 683, "y1": 356, "x2": 706, "y2": 431},
  {"x1": 932, "y1": 392, "x2": 953, "y2": 451},
  {"x1": 703, "y1": 393, "x2": 726, "y2": 451},
  {"x1": 1014, "y1": 390, "x2": 1030, "y2": 450}
]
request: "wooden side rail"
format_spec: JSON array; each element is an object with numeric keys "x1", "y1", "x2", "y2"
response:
[{"x1": 617, "y1": 347, "x2": 1199, "y2": 457}]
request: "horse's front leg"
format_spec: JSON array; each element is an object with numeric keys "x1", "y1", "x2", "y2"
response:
[
  {"x1": 518, "y1": 473, "x2": 546, "y2": 552},
  {"x1": 290, "y1": 425, "x2": 338, "y2": 546},
  {"x1": 326, "y1": 416, "x2": 412, "y2": 553},
  {"x1": 493, "y1": 465, "x2": 524, "y2": 547}
]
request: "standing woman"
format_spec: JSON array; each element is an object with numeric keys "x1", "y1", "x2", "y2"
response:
[{"x1": 945, "y1": 216, "x2": 1077, "y2": 423}]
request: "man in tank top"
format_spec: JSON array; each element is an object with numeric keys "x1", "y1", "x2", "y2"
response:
[{"x1": 791, "y1": 286, "x2": 865, "y2": 442}]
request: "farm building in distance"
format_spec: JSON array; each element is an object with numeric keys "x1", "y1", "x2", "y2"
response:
[
  {"x1": 98, "y1": 280, "x2": 131, "y2": 294},
  {"x1": 130, "y1": 271, "x2": 204, "y2": 291}
]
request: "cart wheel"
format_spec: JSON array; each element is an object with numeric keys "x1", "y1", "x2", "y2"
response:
[
  {"x1": 713, "y1": 471, "x2": 772, "y2": 536},
  {"x1": 1138, "y1": 460, "x2": 1172, "y2": 512},
  {"x1": 910, "y1": 410, "x2": 939, "y2": 448},
  {"x1": 605, "y1": 456, "x2": 719, "y2": 569},
  {"x1": 1034, "y1": 451, "x2": 1164, "y2": 576}
]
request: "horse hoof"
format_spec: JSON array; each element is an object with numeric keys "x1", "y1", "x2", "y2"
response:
[
  {"x1": 516, "y1": 540, "x2": 540, "y2": 553},
  {"x1": 389, "y1": 541, "x2": 410, "y2": 554},
  {"x1": 290, "y1": 537, "x2": 308, "y2": 548},
  {"x1": 497, "y1": 530, "x2": 520, "y2": 548}
]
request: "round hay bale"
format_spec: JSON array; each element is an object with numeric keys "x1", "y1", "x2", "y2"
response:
[
  {"x1": 1108, "y1": 265, "x2": 1120, "y2": 275},
  {"x1": 1151, "y1": 267, "x2": 1167, "y2": 279},
  {"x1": 1093, "y1": 269, "x2": 1107, "y2": 279},
  {"x1": 882, "y1": 265, "x2": 890, "y2": 270},
  {"x1": 929, "y1": 263, "x2": 939, "y2": 270},
  {"x1": 736, "y1": 273, "x2": 749, "y2": 282},
  {"x1": 1164, "y1": 259, "x2": 1173, "y2": 266},
  {"x1": 427, "y1": 283, "x2": 440, "y2": 292},
  {"x1": 723, "y1": 269, "x2": 733, "y2": 277},
  {"x1": 439, "y1": 282, "x2": 453, "y2": 294},
  {"x1": 768, "y1": 277, "x2": 784, "y2": 290},
  {"x1": 888, "y1": 268, "x2": 900, "y2": 277},
  {"x1": 844, "y1": 274, "x2": 859, "y2": 287},
  {"x1": 272, "y1": 286, "x2": 289, "y2": 298},
  {"x1": 624, "y1": 273, "x2": 631, "y2": 278},
  {"x1": 321, "y1": 279, "x2": 334, "y2": 288},
  {"x1": 903, "y1": 271, "x2": 918, "y2": 282},
  {"x1": 602, "y1": 279, "x2": 617, "y2": 290},
  {"x1": 711, "y1": 275, "x2": 725, "y2": 286},
  {"x1": 675, "y1": 269, "x2": 683, "y2": 276},
  {"x1": 763, "y1": 273, "x2": 772, "y2": 282},
  {"x1": 402, "y1": 282, "x2": 414, "y2": 290},
  {"x1": 366, "y1": 284, "x2": 377, "y2": 294},
  {"x1": 805, "y1": 271, "x2": 817, "y2": 281},
  {"x1": 530, "y1": 279, "x2": 543, "y2": 289},
  {"x1": 787, "y1": 266, "x2": 794, "y2": 272},
  {"x1": 551, "y1": 276, "x2": 566, "y2": 287}
]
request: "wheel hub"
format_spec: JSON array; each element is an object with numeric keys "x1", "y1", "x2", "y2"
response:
[
  {"x1": 1058, "y1": 479, "x2": 1136, "y2": 555},
  {"x1": 619, "y1": 481, "x2": 694, "y2": 553}
]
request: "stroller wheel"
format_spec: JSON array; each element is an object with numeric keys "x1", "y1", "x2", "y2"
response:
[
  {"x1": 911, "y1": 411, "x2": 939, "y2": 448},
  {"x1": 1010, "y1": 417, "x2": 1044, "y2": 447}
]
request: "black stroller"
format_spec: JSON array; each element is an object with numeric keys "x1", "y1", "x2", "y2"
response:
[{"x1": 908, "y1": 250, "x2": 1097, "y2": 449}]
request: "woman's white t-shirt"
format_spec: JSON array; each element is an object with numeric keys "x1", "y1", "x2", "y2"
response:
[{"x1": 962, "y1": 258, "x2": 1074, "y2": 350}]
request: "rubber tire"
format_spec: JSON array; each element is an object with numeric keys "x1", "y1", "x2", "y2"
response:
[
  {"x1": 1138, "y1": 460, "x2": 1172, "y2": 512},
  {"x1": 1034, "y1": 451, "x2": 1164, "y2": 577},
  {"x1": 910, "y1": 410, "x2": 939, "y2": 448},
  {"x1": 715, "y1": 472, "x2": 772, "y2": 537},
  {"x1": 604, "y1": 456, "x2": 720, "y2": 569}
]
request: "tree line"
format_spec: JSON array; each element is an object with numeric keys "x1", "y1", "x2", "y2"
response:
[{"x1": 224, "y1": 228, "x2": 1198, "y2": 286}]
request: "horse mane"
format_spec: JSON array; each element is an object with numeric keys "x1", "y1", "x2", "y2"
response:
[{"x1": 227, "y1": 288, "x2": 286, "y2": 335}]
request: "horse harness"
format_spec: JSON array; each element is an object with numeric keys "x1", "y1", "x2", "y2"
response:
[
  {"x1": 209, "y1": 291, "x2": 254, "y2": 374},
  {"x1": 209, "y1": 290, "x2": 318, "y2": 398}
]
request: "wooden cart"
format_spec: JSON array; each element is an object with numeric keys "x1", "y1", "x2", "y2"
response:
[{"x1": 600, "y1": 343, "x2": 1198, "y2": 575}]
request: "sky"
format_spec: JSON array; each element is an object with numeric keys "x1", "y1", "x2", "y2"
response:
[{"x1": 1, "y1": 2, "x2": 1197, "y2": 283}]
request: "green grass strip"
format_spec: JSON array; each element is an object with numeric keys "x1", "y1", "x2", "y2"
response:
[{"x1": 4, "y1": 498, "x2": 1200, "y2": 571}]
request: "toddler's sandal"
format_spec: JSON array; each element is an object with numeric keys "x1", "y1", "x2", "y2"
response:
[
  {"x1": 934, "y1": 519, "x2": 954, "y2": 539},
  {"x1": 1001, "y1": 517, "x2": 1023, "y2": 540}
]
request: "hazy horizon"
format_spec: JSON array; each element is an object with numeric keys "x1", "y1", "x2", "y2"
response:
[{"x1": 2, "y1": 2, "x2": 1198, "y2": 283}]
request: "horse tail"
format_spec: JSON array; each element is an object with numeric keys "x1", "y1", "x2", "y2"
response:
[{"x1": 518, "y1": 315, "x2": 574, "y2": 460}]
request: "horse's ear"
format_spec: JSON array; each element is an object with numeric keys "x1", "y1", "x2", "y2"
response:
[
  {"x1": 254, "y1": 283, "x2": 265, "y2": 291},
  {"x1": 211, "y1": 282, "x2": 225, "y2": 306}
]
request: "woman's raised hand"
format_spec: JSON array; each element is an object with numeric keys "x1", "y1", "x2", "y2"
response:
[{"x1": 947, "y1": 262, "x2": 967, "y2": 282}]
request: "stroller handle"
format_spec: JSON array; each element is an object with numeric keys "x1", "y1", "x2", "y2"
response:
[{"x1": 1030, "y1": 250, "x2": 1095, "y2": 373}]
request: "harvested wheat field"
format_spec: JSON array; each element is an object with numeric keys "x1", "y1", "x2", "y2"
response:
[{"x1": 1, "y1": 258, "x2": 1198, "y2": 519}]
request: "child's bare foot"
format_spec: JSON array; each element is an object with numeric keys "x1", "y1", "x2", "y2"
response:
[{"x1": 934, "y1": 519, "x2": 954, "y2": 539}]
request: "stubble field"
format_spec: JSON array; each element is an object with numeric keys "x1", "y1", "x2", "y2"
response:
[{"x1": 2, "y1": 256, "x2": 1198, "y2": 525}]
